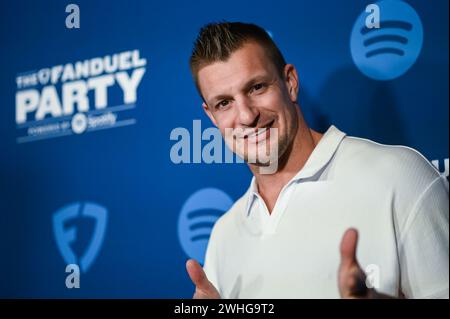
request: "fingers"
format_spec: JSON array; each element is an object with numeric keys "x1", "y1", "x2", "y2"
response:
[
  {"x1": 186, "y1": 259, "x2": 220, "y2": 299},
  {"x1": 345, "y1": 268, "x2": 369, "y2": 297}
]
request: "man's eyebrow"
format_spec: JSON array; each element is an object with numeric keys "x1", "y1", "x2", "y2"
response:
[{"x1": 208, "y1": 74, "x2": 271, "y2": 105}]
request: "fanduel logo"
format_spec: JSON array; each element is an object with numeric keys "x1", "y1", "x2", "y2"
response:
[
  {"x1": 53, "y1": 202, "x2": 108, "y2": 273},
  {"x1": 350, "y1": 0, "x2": 423, "y2": 80},
  {"x1": 15, "y1": 49, "x2": 146, "y2": 143},
  {"x1": 178, "y1": 188, "x2": 233, "y2": 265}
]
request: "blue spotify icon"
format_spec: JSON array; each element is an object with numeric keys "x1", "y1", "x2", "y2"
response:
[
  {"x1": 177, "y1": 188, "x2": 233, "y2": 265},
  {"x1": 350, "y1": 0, "x2": 423, "y2": 81}
]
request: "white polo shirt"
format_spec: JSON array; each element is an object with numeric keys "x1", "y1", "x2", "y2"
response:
[{"x1": 203, "y1": 125, "x2": 449, "y2": 299}]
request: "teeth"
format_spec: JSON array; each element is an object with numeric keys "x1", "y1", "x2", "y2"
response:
[
  {"x1": 256, "y1": 127, "x2": 268, "y2": 135},
  {"x1": 248, "y1": 127, "x2": 268, "y2": 138}
]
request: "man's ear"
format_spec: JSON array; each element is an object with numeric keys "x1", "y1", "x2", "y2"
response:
[
  {"x1": 202, "y1": 102, "x2": 218, "y2": 127},
  {"x1": 284, "y1": 64, "x2": 299, "y2": 103}
]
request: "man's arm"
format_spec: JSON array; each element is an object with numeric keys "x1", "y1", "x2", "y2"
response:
[
  {"x1": 339, "y1": 176, "x2": 449, "y2": 299},
  {"x1": 397, "y1": 175, "x2": 449, "y2": 298}
]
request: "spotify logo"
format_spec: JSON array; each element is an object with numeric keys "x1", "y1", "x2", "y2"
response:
[
  {"x1": 177, "y1": 188, "x2": 233, "y2": 264},
  {"x1": 350, "y1": 0, "x2": 423, "y2": 81},
  {"x1": 71, "y1": 113, "x2": 88, "y2": 134}
]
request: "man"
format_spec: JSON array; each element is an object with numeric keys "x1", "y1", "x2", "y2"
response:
[{"x1": 185, "y1": 22, "x2": 449, "y2": 299}]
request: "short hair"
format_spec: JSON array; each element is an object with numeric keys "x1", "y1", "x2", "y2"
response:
[{"x1": 189, "y1": 21, "x2": 287, "y2": 97}]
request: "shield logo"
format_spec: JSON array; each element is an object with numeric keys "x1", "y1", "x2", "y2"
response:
[{"x1": 53, "y1": 202, "x2": 108, "y2": 273}]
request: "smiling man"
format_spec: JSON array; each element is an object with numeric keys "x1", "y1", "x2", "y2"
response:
[{"x1": 185, "y1": 22, "x2": 449, "y2": 299}]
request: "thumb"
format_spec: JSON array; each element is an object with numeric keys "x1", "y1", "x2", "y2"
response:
[
  {"x1": 338, "y1": 228, "x2": 368, "y2": 298},
  {"x1": 186, "y1": 259, "x2": 220, "y2": 298},
  {"x1": 339, "y1": 228, "x2": 359, "y2": 269}
]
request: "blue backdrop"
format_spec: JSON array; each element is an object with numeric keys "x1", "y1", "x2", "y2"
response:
[{"x1": 0, "y1": 0, "x2": 448, "y2": 298}]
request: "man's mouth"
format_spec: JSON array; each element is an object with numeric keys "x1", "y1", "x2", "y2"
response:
[{"x1": 243, "y1": 119, "x2": 275, "y2": 143}]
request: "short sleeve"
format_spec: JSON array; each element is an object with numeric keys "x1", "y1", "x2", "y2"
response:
[{"x1": 399, "y1": 175, "x2": 449, "y2": 298}]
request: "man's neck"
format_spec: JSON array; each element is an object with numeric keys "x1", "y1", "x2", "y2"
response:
[{"x1": 249, "y1": 117, "x2": 323, "y2": 213}]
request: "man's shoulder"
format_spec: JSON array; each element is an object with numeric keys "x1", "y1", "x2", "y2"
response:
[
  {"x1": 338, "y1": 134, "x2": 441, "y2": 184},
  {"x1": 335, "y1": 135, "x2": 447, "y2": 226}
]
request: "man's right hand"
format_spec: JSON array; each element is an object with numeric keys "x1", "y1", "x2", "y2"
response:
[{"x1": 186, "y1": 259, "x2": 221, "y2": 299}]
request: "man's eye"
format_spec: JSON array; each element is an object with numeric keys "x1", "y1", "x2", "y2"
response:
[
  {"x1": 216, "y1": 100, "x2": 230, "y2": 109},
  {"x1": 251, "y1": 83, "x2": 266, "y2": 93}
]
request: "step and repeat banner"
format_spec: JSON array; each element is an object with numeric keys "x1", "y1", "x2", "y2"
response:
[{"x1": 0, "y1": 0, "x2": 448, "y2": 298}]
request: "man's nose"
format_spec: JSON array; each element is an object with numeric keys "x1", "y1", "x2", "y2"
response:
[{"x1": 235, "y1": 96, "x2": 259, "y2": 127}]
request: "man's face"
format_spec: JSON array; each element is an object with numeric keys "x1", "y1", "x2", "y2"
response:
[{"x1": 197, "y1": 41, "x2": 299, "y2": 166}]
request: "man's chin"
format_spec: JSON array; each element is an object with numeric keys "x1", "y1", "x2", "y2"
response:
[
  {"x1": 240, "y1": 150, "x2": 280, "y2": 167},
  {"x1": 242, "y1": 154, "x2": 280, "y2": 175}
]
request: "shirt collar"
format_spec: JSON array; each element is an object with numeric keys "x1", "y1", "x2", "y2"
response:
[{"x1": 244, "y1": 125, "x2": 346, "y2": 217}]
